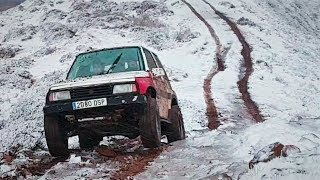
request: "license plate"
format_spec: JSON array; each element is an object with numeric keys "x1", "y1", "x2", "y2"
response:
[{"x1": 72, "y1": 98, "x2": 107, "y2": 110}]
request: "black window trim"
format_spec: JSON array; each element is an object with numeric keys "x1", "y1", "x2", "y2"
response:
[
  {"x1": 143, "y1": 48, "x2": 158, "y2": 70},
  {"x1": 151, "y1": 52, "x2": 164, "y2": 69}
]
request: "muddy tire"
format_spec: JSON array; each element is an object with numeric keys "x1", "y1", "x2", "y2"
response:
[
  {"x1": 44, "y1": 116, "x2": 69, "y2": 157},
  {"x1": 79, "y1": 132, "x2": 102, "y2": 149},
  {"x1": 139, "y1": 95, "x2": 161, "y2": 148},
  {"x1": 167, "y1": 105, "x2": 186, "y2": 143}
]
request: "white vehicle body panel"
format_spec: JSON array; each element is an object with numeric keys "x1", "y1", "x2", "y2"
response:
[{"x1": 50, "y1": 71, "x2": 149, "y2": 91}]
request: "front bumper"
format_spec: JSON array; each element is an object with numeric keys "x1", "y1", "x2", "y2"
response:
[{"x1": 43, "y1": 93, "x2": 147, "y2": 116}]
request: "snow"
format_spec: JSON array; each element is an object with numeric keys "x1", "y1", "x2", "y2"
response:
[
  {"x1": 0, "y1": 0, "x2": 319, "y2": 179},
  {"x1": 68, "y1": 154, "x2": 82, "y2": 164},
  {"x1": 138, "y1": 0, "x2": 320, "y2": 179}
]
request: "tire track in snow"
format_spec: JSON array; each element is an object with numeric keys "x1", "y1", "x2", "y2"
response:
[
  {"x1": 203, "y1": 0, "x2": 264, "y2": 123},
  {"x1": 182, "y1": 0, "x2": 226, "y2": 130}
]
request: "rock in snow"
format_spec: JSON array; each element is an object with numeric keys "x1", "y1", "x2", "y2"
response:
[{"x1": 249, "y1": 142, "x2": 301, "y2": 169}]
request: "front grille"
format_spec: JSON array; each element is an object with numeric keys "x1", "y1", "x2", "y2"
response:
[{"x1": 70, "y1": 84, "x2": 113, "y2": 100}]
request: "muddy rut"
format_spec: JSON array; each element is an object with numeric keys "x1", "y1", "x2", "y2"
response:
[
  {"x1": 13, "y1": 141, "x2": 165, "y2": 179},
  {"x1": 203, "y1": 0, "x2": 264, "y2": 122},
  {"x1": 183, "y1": 0, "x2": 264, "y2": 127},
  {"x1": 182, "y1": 0, "x2": 226, "y2": 130},
  {"x1": 111, "y1": 147, "x2": 165, "y2": 179}
]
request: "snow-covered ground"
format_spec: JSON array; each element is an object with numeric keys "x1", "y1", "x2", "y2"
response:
[
  {"x1": 0, "y1": 0, "x2": 319, "y2": 179},
  {"x1": 140, "y1": 0, "x2": 320, "y2": 179}
]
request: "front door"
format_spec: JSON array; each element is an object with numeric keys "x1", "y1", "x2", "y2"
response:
[
  {"x1": 152, "y1": 53, "x2": 173, "y2": 119},
  {"x1": 143, "y1": 48, "x2": 169, "y2": 119}
]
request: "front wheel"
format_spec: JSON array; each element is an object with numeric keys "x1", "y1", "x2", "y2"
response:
[
  {"x1": 139, "y1": 95, "x2": 161, "y2": 148},
  {"x1": 44, "y1": 115, "x2": 69, "y2": 157},
  {"x1": 167, "y1": 105, "x2": 186, "y2": 143}
]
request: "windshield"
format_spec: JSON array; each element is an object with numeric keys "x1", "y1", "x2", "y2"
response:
[{"x1": 67, "y1": 47, "x2": 144, "y2": 80}]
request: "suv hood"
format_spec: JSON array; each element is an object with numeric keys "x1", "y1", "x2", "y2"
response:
[{"x1": 50, "y1": 71, "x2": 150, "y2": 91}]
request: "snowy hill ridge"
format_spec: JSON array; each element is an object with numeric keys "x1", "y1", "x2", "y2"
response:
[{"x1": 0, "y1": 0, "x2": 320, "y2": 179}]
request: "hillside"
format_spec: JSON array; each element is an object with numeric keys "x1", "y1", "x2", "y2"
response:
[{"x1": 0, "y1": 0, "x2": 319, "y2": 179}]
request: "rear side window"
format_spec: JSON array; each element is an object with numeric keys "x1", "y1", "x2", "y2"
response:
[
  {"x1": 152, "y1": 53, "x2": 164, "y2": 69},
  {"x1": 152, "y1": 52, "x2": 171, "y2": 86},
  {"x1": 143, "y1": 48, "x2": 157, "y2": 69}
]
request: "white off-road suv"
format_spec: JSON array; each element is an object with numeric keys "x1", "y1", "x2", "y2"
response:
[{"x1": 43, "y1": 46, "x2": 185, "y2": 157}]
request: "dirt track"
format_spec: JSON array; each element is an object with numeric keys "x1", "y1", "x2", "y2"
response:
[
  {"x1": 11, "y1": 140, "x2": 165, "y2": 179},
  {"x1": 182, "y1": 0, "x2": 226, "y2": 130},
  {"x1": 21, "y1": 157, "x2": 66, "y2": 176},
  {"x1": 111, "y1": 147, "x2": 165, "y2": 179},
  {"x1": 203, "y1": 0, "x2": 264, "y2": 123},
  {"x1": 183, "y1": 0, "x2": 264, "y2": 128}
]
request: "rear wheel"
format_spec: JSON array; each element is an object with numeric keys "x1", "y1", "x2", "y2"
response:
[
  {"x1": 139, "y1": 95, "x2": 161, "y2": 148},
  {"x1": 167, "y1": 105, "x2": 186, "y2": 143},
  {"x1": 79, "y1": 132, "x2": 102, "y2": 150},
  {"x1": 44, "y1": 115, "x2": 69, "y2": 157}
]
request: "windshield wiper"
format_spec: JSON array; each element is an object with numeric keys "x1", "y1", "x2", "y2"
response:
[{"x1": 106, "y1": 53, "x2": 123, "y2": 74}]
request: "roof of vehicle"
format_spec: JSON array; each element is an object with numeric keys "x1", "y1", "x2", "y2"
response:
[{"x1": 76, "y1": 45, "x2": 155, "y2": 58}]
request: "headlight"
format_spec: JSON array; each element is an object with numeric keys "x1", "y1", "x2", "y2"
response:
[
  {"x1": 49, "y1": 91, "x2": 71, "y2": 101},
  {"x1": 113, "y1": 84, "x2": 137, "y2": 94}
]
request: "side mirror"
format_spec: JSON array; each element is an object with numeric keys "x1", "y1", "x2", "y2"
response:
[{"x1": 151, "y1": 68, "x2": 165, "y2": 77}]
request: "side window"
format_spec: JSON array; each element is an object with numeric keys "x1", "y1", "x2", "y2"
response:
[
  {"x1": 152, "y1": 53, "x2": 164, "y2": 69},
  {"x1": 143, "y1": 48, "x2": 157, "y2": 69},
  {"x1": 152, "y1": 53, "x2": 171, "y2": 88}
]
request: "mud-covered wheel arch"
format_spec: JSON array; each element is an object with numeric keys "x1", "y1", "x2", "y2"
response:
[{"x1": 44, "y1": 115, "x2": 69, "y2": 157}]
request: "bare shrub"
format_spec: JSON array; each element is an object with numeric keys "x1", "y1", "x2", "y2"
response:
[
  {"x1": 34, "y1": 47, "x2": 56, "y2": 57},
  {"x1": 3, "y1": 25, "x2": 38, "y2": 42},
  {"x1": 175, "y1": 28, "x2": 200, "y2": 42},
  {"x1": 0, "y1": 46, "x2": 21, "y2": 59},
  {"x1": 41, "y1": 9, "x2": 67, "y2": 22},
  {"x1": 39, "y1": 22, "x2": 76, "y2": 43},
  {"x1": 237, "y1": 17, "x2": 257, "y2": 27},
  {"x1": 131, "y1": 14, "x2": 165, "y2": 28},
  {"x1": 219, "y1": 1, "x2": 235, "y2": 8}
]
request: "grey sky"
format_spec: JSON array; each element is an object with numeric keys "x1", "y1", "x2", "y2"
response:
[{"x1": 0, "y1": 0, "x2": 24, "y2": 6}]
